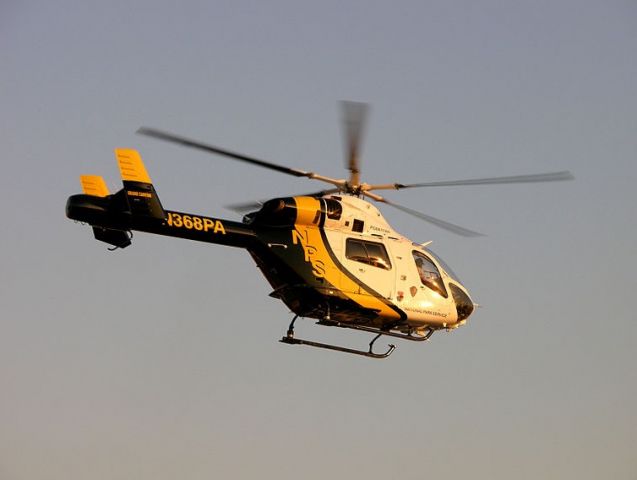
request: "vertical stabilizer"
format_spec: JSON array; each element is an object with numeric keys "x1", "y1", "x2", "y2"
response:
[{"x1": 114, "y1": 148, "x2": 166, "y2": 220}]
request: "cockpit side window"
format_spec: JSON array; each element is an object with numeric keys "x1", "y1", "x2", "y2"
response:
[
  {"x1": 413, "y1": 251, "x2": 448, "y2": 297},
  {"x1": 324, "y1": 199, "x2": 342, "y2": 220},
  {"x1": 346, "y1": 238, "x2": 392, "y2": 270}
]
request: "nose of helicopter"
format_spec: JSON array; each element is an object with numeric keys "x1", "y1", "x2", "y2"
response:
[{"x1": 449, "y1": 284, "x2": 474, "y2": 322}]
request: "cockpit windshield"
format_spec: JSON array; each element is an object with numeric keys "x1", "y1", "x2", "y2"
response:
[
  {"x1": 425, "y1": 248, "x2": 462, "y2": 283},
  {"x1": 412, "y1": 251, "x2": 448, "y2": 298}
]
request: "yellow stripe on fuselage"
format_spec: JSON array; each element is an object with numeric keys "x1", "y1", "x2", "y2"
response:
[{"x1": 293, "y1": 196, "x2": 400, "y2": 321}]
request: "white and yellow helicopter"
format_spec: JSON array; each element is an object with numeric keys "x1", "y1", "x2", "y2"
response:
[{"x1": 66, "y1": 102, "x2": 573, "y2": 358}]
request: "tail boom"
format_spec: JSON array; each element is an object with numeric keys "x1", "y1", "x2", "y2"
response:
[
  {"x1": 68, "y1": 148, "x2": 254, "y2": 249},
  {"x1": 66, "y1": 192, "x2": 255, "y2": 248}
]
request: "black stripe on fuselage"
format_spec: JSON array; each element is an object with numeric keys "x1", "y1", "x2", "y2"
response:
[{"x1": 317, "y1": 198, "x2": 407, "y2": 323}]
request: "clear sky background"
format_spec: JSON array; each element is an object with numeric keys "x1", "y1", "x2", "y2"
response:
[{"x1": 1, "y1": 1, "x2": 636, "y2": 479}]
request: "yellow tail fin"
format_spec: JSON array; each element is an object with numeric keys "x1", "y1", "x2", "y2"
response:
[
  {"x1": 80, "y1": 175, "x2": 110, "y2": 197},
  {"x1": 115, "y1": 148, "x2": 152, "y2": 184}
]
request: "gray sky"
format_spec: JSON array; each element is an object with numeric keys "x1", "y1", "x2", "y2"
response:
[{"x1": 1, "y1": 1, "x2": 636, "y2": 479}]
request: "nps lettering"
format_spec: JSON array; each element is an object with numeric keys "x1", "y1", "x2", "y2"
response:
[{"x1": 166, "y1": 212, "x2": 226, "y2": 234}]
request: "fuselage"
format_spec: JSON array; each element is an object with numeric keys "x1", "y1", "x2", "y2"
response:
[{"x1": 245, "y1": 194, "x2": 474, "y2": 332}]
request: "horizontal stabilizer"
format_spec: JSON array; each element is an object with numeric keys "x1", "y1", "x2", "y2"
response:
[{"x1": 80, "y1": 175, "x2": 110, "y2": 197}]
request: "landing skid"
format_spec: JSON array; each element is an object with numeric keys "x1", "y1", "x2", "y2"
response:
[
  {"x1": 280, "y1": 315, "x2": 434, "y2": 359},
  {"x1": 281, "y1": 332, "x2": 395, "y2": 359}
]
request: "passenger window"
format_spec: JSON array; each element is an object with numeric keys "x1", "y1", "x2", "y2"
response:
[
  {"x1": 346, "y1": 239, "x2": 392, "y2": 270},
  {"x1": 345, "y1": 239, "x2": 367, "y2": 263},
  {"x1": 413, "y1": 251, "x2": 448, "y2": 297}
]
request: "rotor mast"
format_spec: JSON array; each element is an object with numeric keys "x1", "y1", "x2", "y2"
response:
[{"x1": 342, "y1": 100, "x2": 368, "y2": 193}]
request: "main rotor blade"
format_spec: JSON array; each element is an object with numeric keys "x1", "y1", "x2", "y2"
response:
[
  {"x1": 137, "y1": 127, "x2": 312, "y2": 177},
  {"x1": 363, "y1": 192, "x2": 484, "y2": 237},
  {"x1": 367, "y1": 171, "x2": 574, "y2": 191},
  {"x1": 341, "y1": 101, "x2": 369, "y2": 187}
]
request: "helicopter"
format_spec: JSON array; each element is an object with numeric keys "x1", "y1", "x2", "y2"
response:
[{"x1": 65, "y1": 102, "x2": 573, "y2": 359}]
